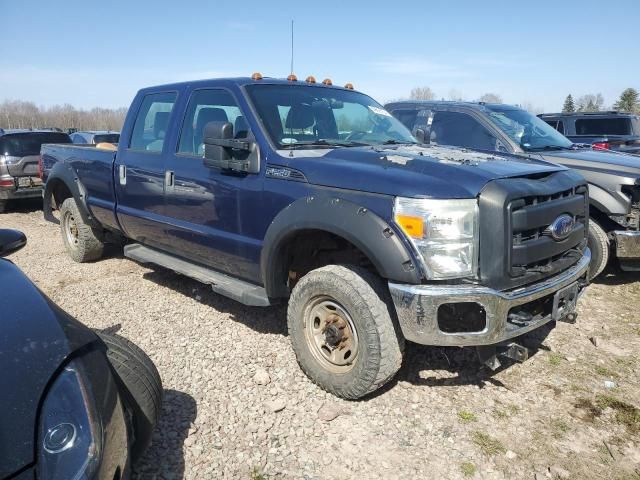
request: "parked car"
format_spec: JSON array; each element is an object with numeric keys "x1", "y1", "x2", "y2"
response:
[
  {"x1": 70, "y1": 130, "x2": 120, "y2": 145},
  {"x1": 385, "y1": 100, "x2": 640, "y2": 278},
  {"x1": 539, "y1": 111, "x2": 640, "y2": 155},
  {"x1": 0, "y1": 228, "x2": 162, "y2": 479},
  {"x1": 0, "y1": 129, "x2": 71, "y2": 212},
  {"x1": 41, "y1": 75, "x2": 590, "y2": 399}
]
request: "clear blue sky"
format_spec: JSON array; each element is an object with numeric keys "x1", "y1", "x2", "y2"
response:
[{"x1": 1, "y1": 0, "x2": 637, "y2": 112}]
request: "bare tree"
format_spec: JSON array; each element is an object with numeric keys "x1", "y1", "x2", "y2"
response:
[
  {"x1": 575, "y1": 93, "x2": 604, "y2": 112},
  {"x1": 0, "y1": 100, "x2": 128, "y2": 131},
  {"x1": 448, "y1": 89, "x2": 465, "y2": 101},
  {"x1": 478, "y1": 93, "x2": 503, "y2": 104},
  {"x1": 409, "y1": 86, "x2": 436, "y2": 101},
  {"x1": 519, "y1": 102, "x2": 544, "y2": 115}
]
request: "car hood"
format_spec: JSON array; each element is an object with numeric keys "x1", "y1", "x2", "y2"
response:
[
  {"x1": 0, "y1": 259, "x2": 96, "y2": 478},
  {"x1": 277, "y1": 144, "x2": 565, "y2": 198},
  {"x1": 542, "y1": 149, "x2": 640, "y2": 177}
]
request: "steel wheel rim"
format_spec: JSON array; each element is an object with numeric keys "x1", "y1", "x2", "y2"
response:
[
  {"x1": 303, "y1": 296, "x2": 359, "y2": 373},
  {"x1": 63, "y1": 210, "x2": 79, "y2": 247}
]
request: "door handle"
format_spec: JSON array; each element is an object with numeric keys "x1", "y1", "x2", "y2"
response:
[
  {"x1": 165, "y1": 170, "x2": 175, "y2": 189},
  {"x1": 118, "y1": 165, "x2": 126, "y2": 185}
]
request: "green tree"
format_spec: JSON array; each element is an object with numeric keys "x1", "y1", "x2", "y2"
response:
[
  {"x1": 562, "y1": 94, "x2": 575, "y2": 113},
  {"x1": 613, "y1": 88, "x2": 639, "y2": 113}
]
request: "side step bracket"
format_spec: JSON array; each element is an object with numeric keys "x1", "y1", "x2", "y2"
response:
[{"x1": 124, "y1": 244, "x2": 271, "y2": 307}]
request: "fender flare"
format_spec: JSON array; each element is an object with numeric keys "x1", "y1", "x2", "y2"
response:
[
  {"x1": 587, "y1": 182, "x2": 626, "y2": 216},
  {"x1": 43, "y1": 162, "x2": 96, "y2": 227},
  {"x1": 260, "y1": 195, "x2": 422, "y2": 298}
]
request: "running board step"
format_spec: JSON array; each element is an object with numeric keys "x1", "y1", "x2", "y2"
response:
[{"x1": 124, "y1": 244, "x2": 271, "y2": 307}]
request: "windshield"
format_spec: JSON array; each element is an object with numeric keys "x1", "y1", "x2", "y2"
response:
[
  {"x1": 0, "y1": 132, "x2": 71, "y2": 156},
  {"x1": 485, "y1": 106, "x2": 573, "y2": 151},
  {"x1": 245, "y1": 84, "x2": 417, "y2": 149}
]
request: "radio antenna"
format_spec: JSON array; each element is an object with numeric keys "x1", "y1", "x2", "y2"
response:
[{"x1": 290, "y1": 20, "x2": 294, "y2": 75}]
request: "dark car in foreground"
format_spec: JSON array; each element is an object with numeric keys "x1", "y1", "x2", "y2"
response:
[
  {"x1": 385, "y1": 100, "x2": 640, "y2": 278},
  {"x1": 0, "y1": 129, "x2": 71, "y2": 212},
  {"x1": 539, "y1": 111, "x2": 640, "y2": 155},
  {"x1": 0, "y1": 229, "x2": 162, "y2": 479},
  {"x1": 70, "y1": 131, "x2": 120, "y2": 145}
]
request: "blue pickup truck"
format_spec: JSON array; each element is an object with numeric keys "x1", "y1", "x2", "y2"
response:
[{"x1": 41, "y1": 75, "x2": 591, "y2": 398}]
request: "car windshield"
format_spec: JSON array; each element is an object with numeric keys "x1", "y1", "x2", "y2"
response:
[
  {"x1": 485, "y1": 106, "x2": 573, "y2": 152},
  {"x1": 245, "y1": 84, "x2": 417, "y2": 149},
  {"x1": 0, "y1": 132, "x2": 71, "y2": 156}
]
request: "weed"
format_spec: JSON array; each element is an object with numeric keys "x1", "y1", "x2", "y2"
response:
[
  {"x1": 550, "y1": 419, "x2": 571, "y2": 438},
  {"x1": 250, "y1": 466, "x2": 266, "y2": 480},
  {"x1": 595, "y1": 395, "x2": 640, "y2": 434},
  {"x1": 595, "y1": 365, "x2": 619, "y2": 379},
  {"x1": 460, "y1": 462, "x2": 476, "y2": 477},
  {"x1": 548, "y1": 353, "x2": 563, "y2": 366},
  {"x1": 471, "y1": 431, "x2": 506, "y2": 456},
  {"x1": 458, "y1": 410, "x2": 478, "y2": 422}
]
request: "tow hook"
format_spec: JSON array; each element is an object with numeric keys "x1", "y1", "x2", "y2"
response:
[
  {"x1": 558, "y1": 312, "x2": 578, "y2": 324},
  {"x1": 476, "y1": 342, "x2": 530, "y2": 371}
]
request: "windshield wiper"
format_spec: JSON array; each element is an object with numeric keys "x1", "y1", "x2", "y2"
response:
[
  {"x1": 280, "y1": 139, "x2": 369, "y2": 149},
  {"x1": 526, "y1": 145, "x2": 574, "y2": 152},
  {"x1": 379, "y1": 139, "x2": 419, "y2": 146}
]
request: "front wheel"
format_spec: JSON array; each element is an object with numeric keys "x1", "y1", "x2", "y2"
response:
[
  {"x1": 587, "y1": 218, "x2": 609, "y2": 280},
  {"x1": 287, "y1": 265, "x2": 405, "y2": 399}
]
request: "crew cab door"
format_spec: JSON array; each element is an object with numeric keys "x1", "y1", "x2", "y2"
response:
[
  {"x1": 115, "y1": 91, "x2": 178, "y2": 249},
  {"x1": 163, "y1": 88, "x2": 264, "y2": 281}
]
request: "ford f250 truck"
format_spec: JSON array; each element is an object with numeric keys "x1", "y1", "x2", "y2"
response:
[
  {"x1": 41, "y1": 75, "x2": 590, "y2": 399},
  {"x1": 386, "y1": 101, "x2": 640, "y2": 278}
]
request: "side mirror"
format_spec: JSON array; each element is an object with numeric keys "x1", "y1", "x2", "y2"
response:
[
  {"x1": 203, "y1": 121, "x2": 260, "y2": 174},
  {"x1": 0, "y1": 229, "x2": 27, "y2": 257}
]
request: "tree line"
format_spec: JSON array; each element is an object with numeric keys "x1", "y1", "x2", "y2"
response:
[
  {"x1": 0, "y1": 100, "x2": 128, "y2": 131},
  {"x1": 562, "y1": 88, "x2": 640, "y2": 113}
]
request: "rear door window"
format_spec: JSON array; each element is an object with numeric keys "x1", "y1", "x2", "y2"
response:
[
  {"x1": 430, "y1": 111, "x2": 497, "y2": 150},
  {"x1": 129, "y1": 92, "x2": 177, "y2": 152},
  {"x1": 575, "y1": 118, "x2": 631, "y2": 136},
  {"x1": 0, "y1": 132, "x2": 71, "y2": 156}
]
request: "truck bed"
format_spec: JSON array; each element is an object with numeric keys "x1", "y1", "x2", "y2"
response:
[{"x1": 41, "y1": 144, "x2": 118, "y2": 229}]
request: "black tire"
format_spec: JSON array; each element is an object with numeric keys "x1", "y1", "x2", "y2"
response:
[
  {"x1": 287, "y1": 265, "x2": 405, "y2": 400},
  {"x1": 587, "y1": 218, "x2": 609, "y2": 280},
  {"x1": 95, "y1": 331, "x2": 163, "y2": 464},
  {"x1": 59, "y1": 197, "x2": 104, "y2": 262}
]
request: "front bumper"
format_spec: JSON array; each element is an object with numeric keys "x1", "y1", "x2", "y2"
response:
[
  {"x1": 612, "y1": 230, "x2": 640, "y2": 260},
  {"x1": 389, "y1": 248, "x2": 590, "y2": 347}
]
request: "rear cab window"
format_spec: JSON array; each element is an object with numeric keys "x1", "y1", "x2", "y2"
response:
[
  {"x1": 129, "y1": 92, "x2": 178, "y2": 152},
  {"x1": 177, "y1": 89, "x2": 245, "y2": 156},
  {"x1": 0, "y1": 132, "x2": 71, "y2": 157},
  {"x1": 575, "y1": 117, "x2": 631, "y2": 136}
]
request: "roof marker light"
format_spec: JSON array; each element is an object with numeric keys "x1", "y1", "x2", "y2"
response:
[
  {"x1": 322, "y1": 78, "x2": 332, "y2": 86},
  {"x1": 305, "y1": 76, "x2": 316, "y2": 83},
  {"x1": 251, "y1": 72, "x2": 263, "y2": 80},
  {"x1": 287, "y1": 74, "x2": 298, "y2": 81},
  {"x1": 344, "y1": 83, "x2": 354, "y2": 90}
]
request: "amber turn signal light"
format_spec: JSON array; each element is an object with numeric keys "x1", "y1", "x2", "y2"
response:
[{"x1": 395, "y1": 214, "x2": 424, "y2": 239}]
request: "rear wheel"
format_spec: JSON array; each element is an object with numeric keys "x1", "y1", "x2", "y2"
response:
[
  {"x1": 288, "y1": 265, "x2": 404, "y2": 399},
  {"x1": 587, "y1": 218, "x2": 609, "y2": 280},
  {"x1": 59, "y1": 197, "x2": 104, "y2": 262},
  {"x1": 95, "y1": 331, "x2": 163, "y2": 465}
]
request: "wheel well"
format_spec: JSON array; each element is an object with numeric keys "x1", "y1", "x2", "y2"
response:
[
  {"x1": 48, "y1": 178, "x2": 73, "y2": 209},
  {"x1": 589, "y1": 205, "x2": 618, "y2": 232},
  {"x1": 275, "y1": 230, "x2": 379, "y2": 295}
]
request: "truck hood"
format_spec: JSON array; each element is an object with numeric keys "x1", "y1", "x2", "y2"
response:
[
  {"x1": 278, "y1": 144, "x2": 565, "y2": 198},
  {"x1": 0, "y1": 259, "x2": 96, "y2": 478},
  {"x1": 542, "y1": 149, "x2": 640, "y2": 178}
]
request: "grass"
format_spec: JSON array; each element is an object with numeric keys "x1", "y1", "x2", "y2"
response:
[
  {"x1": 250, "y1": 466, "x2": 266, "y2": 480},
  {"x1": 471, "y1": 431, "x2": 506, "y2": 456},
  {"x1": 458, "y1": 410, "x2": 478, "y2": 422},
  {"x1": 595, "y1": 395, "x2": 640, "y2": 434},
  {"x1": 493, "y1": 403, "x2": 520, "y2": 419},
  {"x1": 550, "y1": 419, "x2": 571, "y2": 438},
  {"x1": 595, "y1": 365, "x2": 620, "y2": 379},
  {"x1": 548, "y1": 352, "x2": 563, "y2": 366},
  {"x1": 460, "y1": 462, "x2": 476, "y2": 477}
]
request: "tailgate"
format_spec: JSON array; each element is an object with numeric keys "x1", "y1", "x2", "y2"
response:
[{"x1": 5, "y1": 155, "x2": 40, "y2": 177}]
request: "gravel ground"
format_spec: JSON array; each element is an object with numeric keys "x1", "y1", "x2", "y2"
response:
[{"x1": 2, "y1": 203, "x2": 639, "y2": 480}]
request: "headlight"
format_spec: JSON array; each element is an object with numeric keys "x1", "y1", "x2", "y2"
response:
[
  {"x1": 38, "y1": 359, "x2": 102, "y2": 480},
  {"x1": 394, "y1": 197, "x2": 479, "y2": 279}
]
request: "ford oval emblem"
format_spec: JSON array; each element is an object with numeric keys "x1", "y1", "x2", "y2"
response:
[{"x1": 549, "y1": 214, "x2": 575, "y2": 241}]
